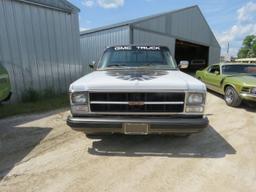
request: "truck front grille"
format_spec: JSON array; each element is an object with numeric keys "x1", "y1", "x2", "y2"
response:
[{"x1": 89, "y1": 92, "x2": 185, "y2": 113}]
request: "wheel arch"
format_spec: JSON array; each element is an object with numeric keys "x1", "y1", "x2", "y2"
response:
[{"x1": 223, "y1": 83, "x2": 239, "y2": 93}]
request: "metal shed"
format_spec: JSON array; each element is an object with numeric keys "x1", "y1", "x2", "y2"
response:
[
  {"x1": 80, "y1": 5, "x2": 220, "y2": 74},
  {"x1": 0, "y1": 0, "x2": 81, "y2": 102}
]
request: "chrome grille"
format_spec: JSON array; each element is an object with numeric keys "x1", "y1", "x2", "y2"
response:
[
  {"x1": 89, "y1": 92, "x2": 185, "y2": 113},
  {"x1": 241, "y1": 87, "x2": 250, "y2": 93}
]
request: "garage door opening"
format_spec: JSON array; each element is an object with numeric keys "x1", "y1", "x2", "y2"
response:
[{"x1": 175, "y1": 39, "x2": 209, "y2": 72}]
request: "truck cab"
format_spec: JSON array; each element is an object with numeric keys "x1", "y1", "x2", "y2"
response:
[{"x1": 67, "y1": 45, "x2": 208, "y2": 136}]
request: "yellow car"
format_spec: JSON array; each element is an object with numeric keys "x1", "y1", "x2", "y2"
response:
[
  {"x1": 0, "y1": 63, "x2": 11, "y2": 102},
  {"x1": 196, "y1": 63, "x2": 256, "y2": 107}
]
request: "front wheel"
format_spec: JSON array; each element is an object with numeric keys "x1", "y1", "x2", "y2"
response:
[{"x1": 224, "y1": 86, "x2": 241, "y2": 107}]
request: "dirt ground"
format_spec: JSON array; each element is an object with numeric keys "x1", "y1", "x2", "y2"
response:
[{"x1": 0, "y1": 92, "x2": 256, "y2": 192}]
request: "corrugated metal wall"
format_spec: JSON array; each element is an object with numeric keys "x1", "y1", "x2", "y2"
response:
[
  {"x1": 134, "y1": 6, "x2": 220, "y2": 51},
  {"x1": 133, "y1": 7, "x2": 220, "y2": 65},
  {"x1": 0, "y1": 0, "x2": 81, "y2": 102},
  {"x1": 134, "y1": 16, "x2": 166, "y2": 34},
  {"x1": 209, "y1": 46, "x2": 221, "y2": 65},
  {"x1": 80, "y1": 26, "x2": 130, "y2": 74},
  {"x1": 133, "y1": 29, "x2": 176, "y2": 57},
  {"x1": 18, "y1": 0, "x2": 78, "y2": 12},
  {"x1": 169, "y1": 8, "x2": 212, "y2": 45}
]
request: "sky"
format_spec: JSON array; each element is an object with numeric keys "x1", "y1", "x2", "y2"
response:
[{"x1": 68, "y1": 0, "x2": 256, "y2": 57}]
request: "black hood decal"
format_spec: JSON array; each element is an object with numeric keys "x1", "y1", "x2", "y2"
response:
[{"x1": 106, "y1": 70, "x2": 168, "y2": 81}]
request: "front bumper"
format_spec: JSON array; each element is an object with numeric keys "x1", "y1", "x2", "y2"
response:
[
  {"x1": 240, "y1": 93, "x2": 256, "y2": 102},
  {"x1": 67, "y1": 115, "x2": 209, "y2": 135}
]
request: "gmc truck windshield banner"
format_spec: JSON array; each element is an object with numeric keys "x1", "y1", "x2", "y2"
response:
[{"x1": 114, "y1": 46, "x2": 161, "y2": 51}]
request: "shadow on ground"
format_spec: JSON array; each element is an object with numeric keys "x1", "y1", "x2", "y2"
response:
[
  {"x1": 88, "y1": 126, "x2": 236, "y2": 158},
  {"x1": 0, "y1": 111, "x2": 60, "y2": 181}
]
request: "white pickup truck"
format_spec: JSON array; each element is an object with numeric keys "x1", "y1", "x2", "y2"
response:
[{"x1": 67, "y1": 46, "x2": 208, "y2": 136}]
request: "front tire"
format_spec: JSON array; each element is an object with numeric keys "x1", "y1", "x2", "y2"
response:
[{"x1": 224, "y1": 86, "x2": 241, "y2": 107}]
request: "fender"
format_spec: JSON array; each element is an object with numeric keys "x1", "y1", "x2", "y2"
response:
[{"x1": 220, "y1": 75, "x2": 237, "y2": 94}]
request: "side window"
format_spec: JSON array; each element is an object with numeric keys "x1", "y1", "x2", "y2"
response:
[
  {"x1": 215, "y1": 66, "x2": 220, "y2": 73},
  {"x1": 208, "y1": 65, "x2": 220, "y2": 73},
  {"x1": 207, "y1": 66, "x2": 213, "y2": 73}
]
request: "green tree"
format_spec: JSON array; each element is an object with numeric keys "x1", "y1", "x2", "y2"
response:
[{"x1": 237, "y1": 35, "x2": 256, "y2": 58}]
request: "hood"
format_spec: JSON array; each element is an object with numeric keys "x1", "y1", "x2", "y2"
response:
[
  {"x1": 70, "y1": 70, "x2": 206, "y2": 92},
  {"x1": 226, "y1": 74, "x2": 256, "y2": 86}
]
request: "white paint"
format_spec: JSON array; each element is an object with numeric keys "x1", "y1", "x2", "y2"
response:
[{"x1": 69, "y1": 70, "x2": 206, "y2": 92}]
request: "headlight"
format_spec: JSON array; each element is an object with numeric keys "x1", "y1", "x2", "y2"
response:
[
  {"x1": 251, "y1": 88, "x2": 256, "y2": 95},
  {"x1": 71, "y1": 92, "x2": 88, "y2": 105},
  {"x1": 187, "y1": 93, "x2": 204, "y2": 105}
]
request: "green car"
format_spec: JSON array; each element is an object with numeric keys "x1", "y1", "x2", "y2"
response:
[
  {"x1": 196, "y1": 63, "x2": 256, "y2": 107},
  {"x1": 0, "y1": 63, "x2": 11, "y2": 102}
]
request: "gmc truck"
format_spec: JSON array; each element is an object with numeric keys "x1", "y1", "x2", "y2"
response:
[{"x1": 67, "y1": 45, "x2": 209, "y2": 136}]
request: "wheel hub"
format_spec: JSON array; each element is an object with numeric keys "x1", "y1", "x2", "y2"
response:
[{"x1": 225, "y1": 88, "x2": 234, "y2": 104}]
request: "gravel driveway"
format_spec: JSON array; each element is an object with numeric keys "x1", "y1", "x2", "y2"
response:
[{"x1": 0, "y1": 92, "x2": 256, "y2": 192}]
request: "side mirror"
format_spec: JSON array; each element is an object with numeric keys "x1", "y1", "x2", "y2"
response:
[
  {"x1": 214, "y1": 71, "x2": 220, "y2": 75},
  {"x1": 179, "y1": 60, "x2": 189, "y2": 69},
  {"x1": 89, "y1": 61, "x2": 96, "y2": 69}
]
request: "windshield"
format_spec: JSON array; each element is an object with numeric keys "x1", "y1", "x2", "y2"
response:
[
  {"x1": 97, "y1": 46, "x2": 177, "y2": 70},
  {"x1": 222, "y1": 64, "x2": 256, "y2": 75}
]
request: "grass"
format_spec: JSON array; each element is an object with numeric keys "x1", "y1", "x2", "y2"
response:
[{"x1": 0, "y1": 94, "x2": 69, "y2": 119}]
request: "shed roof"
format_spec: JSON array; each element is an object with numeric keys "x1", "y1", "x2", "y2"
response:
[
  {"x1": 14, "y1": 0, "x2": 79, "y2": 13},
  {"x1": 80, "y1": 5, "x2": 198, "y2": 35},
  {"x1": 80, "y1": 5, "x2": 220, "y2": 48}
]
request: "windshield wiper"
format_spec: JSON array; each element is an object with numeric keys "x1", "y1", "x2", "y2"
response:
[
  {"x1": 141, "y1": 63, "x2": 162, "y2": 66},
  {"x1": 139, "y1": 63, "x2": 176, "y2": 70},
  {"x1": 106, "y1": 64, "x2": 128, "y2": 68}
]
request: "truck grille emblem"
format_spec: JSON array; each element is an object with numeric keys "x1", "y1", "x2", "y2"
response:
[{"x1": 128, "y1": 101, "x2": 145, "y2": 106}]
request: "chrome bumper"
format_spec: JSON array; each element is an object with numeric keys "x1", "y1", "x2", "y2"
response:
[
  {"x1": 240, "y1": 93, "x2": 256, "y2": 101},
  {"x1": 67, "y1": 115, "x2": 209, "y2": 135}
]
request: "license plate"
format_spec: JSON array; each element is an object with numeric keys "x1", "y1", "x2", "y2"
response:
[{"x1": 124, "y1": 123, "x2": 149, "y2": 135}]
